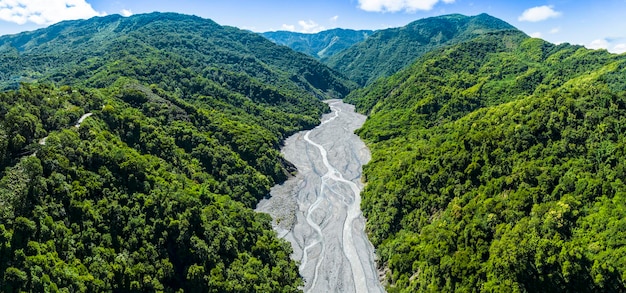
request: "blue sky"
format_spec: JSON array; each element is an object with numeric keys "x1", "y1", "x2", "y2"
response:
[{"x1": 1, "y1": 0, "x2": 625, "y2": 53}]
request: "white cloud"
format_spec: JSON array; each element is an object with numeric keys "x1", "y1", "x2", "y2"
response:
[
  {"x1": 518, "y1": 5, "x2": 561, "y2": 22},
  {"x1": 330, "y1": 15, "x2": 339, "y2": 22},
  {"x1": 530, "y1": 32, "x2": 542, "y2": 38},
  {"x1": 358, "y1": 0, "x2": 454, "y2": 13},
  {"x1": 298, "y1": 20, "x2": 325, "y2": 33},
  {"x1": 281, "y1": 24, "x2": 296, "y2": 31},
  {"x1": 587, "y1": 38, "x2": 626, "y2": 54},
  {"x1": 0, "y1": 0, "x2": 105, "y2": 25},
  {"x1": 281, "y1": 19, "x2": 327, "y2": 33},
  {"x1": 588, "y1": 38, "x2": 609, "y2": 50},
  {"x1": 549, "y1": 27, "x2": 560, "y2": 34},
  {"x1": 613, "y1": 43, "x2": 626, "y2": 54},
  {"x1": 120, "y1": 9, "x2": 132, "y2": 17}
]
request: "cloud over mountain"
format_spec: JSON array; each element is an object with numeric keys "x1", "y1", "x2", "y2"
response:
[
  {"x1": 281, "y1": 19, "x2": 327, "y2": 33},
  {"x1": 588, "y1": 38, "x2": 626, "y2": 54},
  {"x1": 120, "y1": 9, "x2": 133, "y2": 17}
]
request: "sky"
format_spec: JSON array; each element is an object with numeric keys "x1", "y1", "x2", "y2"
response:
[{"x1": 1, "y1": 0, "x2": 625, "y2": 53}]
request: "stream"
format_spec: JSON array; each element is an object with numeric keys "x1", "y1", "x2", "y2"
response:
[{"x1": 256, "y1": 100, "x2": 384, "y2": 293}]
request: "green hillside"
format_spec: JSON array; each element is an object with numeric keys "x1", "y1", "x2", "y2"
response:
[
  {"x1": 0, "y1": 12, "x2": 355, "y2": 97},
  {"x1": 325, "y1": 13, "x2": 516, "y2": 85},
  {"x1": 348, "y1": 29, "x2": 626, "y2": 292},
  {"x1": 262, "y1": 28, "x2": 373, "y2": 59},
  {"x1": 0, "y1": 12, "x2": 355, "y2": 292}
]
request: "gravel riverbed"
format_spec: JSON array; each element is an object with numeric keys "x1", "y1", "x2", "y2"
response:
[{"x1": 256, "y1": 100, "x2": 384, "y2": 293}]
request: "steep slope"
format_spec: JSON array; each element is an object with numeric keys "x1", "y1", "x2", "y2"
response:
[
  {"x1": 0, "y1": 12, "x2": 355, "y2": 292},
  {"x1": 325, "y1": 13, "x2": 516, "y2": 85},
  {"x1": 348, "y1": 30, "x2": 626, "y2": 291},
  {"x1": 262, "y1": 28, "x2": 373, "y2": 59}
]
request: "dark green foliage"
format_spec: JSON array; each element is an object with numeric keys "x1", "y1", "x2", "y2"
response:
[
  {"x1": 325, "y1": 13, "x2": 516, "y2": 85},
  {"x1": 262, "y1": 28, "x2": 374, "y2": 59},
  {"x1": 349, "y1": 29, "x2": 626, "y2": 292},
  {"x1": 0, "y1": 82, "x2": 306, "y2": 292},
  {"x1": 0, "y1": 11, "x2": 360, "y2": 292}
]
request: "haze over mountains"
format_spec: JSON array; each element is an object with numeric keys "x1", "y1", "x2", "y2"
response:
[
  {"x1": 2, "y1": 10, "x2": 626, "y2": 292},
  {"x1": 262, "y1": 28, "x2": 373, "y2": 60}
]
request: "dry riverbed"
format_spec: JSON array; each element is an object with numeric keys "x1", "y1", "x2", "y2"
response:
[{"x1": 256, "y1": 100, "x2": 384, "y2": 293}]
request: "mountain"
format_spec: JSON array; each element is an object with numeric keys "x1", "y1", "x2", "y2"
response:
[
  {"x1": 262, "y1": 28, "x2": 373, "y2": 59},
  {"x1": 347, "y1": 29, "x2": 626, "y2": 291},
  {"x1": 0, "y1": 12, "x2": 356, "y2": 97},
  {"x1": 0, "y1": 12, "x2": 355, "y2": 292},
  {"x1": 325, "y1": 13, "x2": 516, "y2": 85}
]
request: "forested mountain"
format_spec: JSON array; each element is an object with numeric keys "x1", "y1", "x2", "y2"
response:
[
  {"x1": 0, "y1": 12, "x2": 354, "y2": 291},
  {"x1": 347, "y1": 29, "x2": 626, "y2": 291},
  {"x1": 262, "y1": 28, "x2": 373, "y2": 59},
  {"x1": 0, "y1": 12, "x2": 355, "y2": 96},
  {"x1": 325, "y1": 13, "x2": 516, "y2": 85}
]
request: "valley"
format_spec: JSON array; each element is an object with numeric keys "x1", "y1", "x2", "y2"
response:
[{"x1": 2, "y1": 9, "x2": 626, "y2": 293}]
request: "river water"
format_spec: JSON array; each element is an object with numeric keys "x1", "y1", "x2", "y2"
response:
[{"x1": 256, "y1": 100, "x2": 384, "y2": 293}]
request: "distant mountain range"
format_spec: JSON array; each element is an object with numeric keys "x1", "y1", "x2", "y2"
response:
[
  {"x1": 262, "y1": 28, "x2": 373, "y2": 59},
  {"x1": 262, "y1": 13, "x2": 517, "y2": 86},
  {"x1": 326, "y1": 13, "x2": 516, "y2": 85}
]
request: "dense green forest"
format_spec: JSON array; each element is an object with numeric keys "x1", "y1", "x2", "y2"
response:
[
  {"x1": 262, "y1": 28, "x2": 373, "y2": 60},
  {"x1": 347, "y1": 29, "x2": 626, "y2": 291},
  {"x1": 0, "y1": 12, "x2": 355, "y2": 292},
  {"x1": 324, "y1": 13, "x2": 515, "y2": 86}
]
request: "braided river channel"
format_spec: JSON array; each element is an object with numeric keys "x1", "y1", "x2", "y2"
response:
[{"x1": 256, "y1": 100, "x2": 385, "y2": 293}]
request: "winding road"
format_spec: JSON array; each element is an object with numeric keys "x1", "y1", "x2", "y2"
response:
[
  {"x1": 39, "y1": 112, "x2": 93, "y2": 146},
  {"x1": 257, "y1": 100, "x2": 384, "y2": 293},
  {"x1": 34, "y1": 112, "x2": 93, "y2": 154}
]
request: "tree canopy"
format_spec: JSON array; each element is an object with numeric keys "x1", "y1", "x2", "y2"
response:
[
  {"x1": 347, "y1": 30, "x2": 626, "y2": 292},
  {"x1": 0, "y1": 11, "x2": 359, "y2": 292}
]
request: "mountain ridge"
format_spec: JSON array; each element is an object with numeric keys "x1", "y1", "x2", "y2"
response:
[
  {"x1": 0, "y1": 12, "x2": 356, "y2": 97},
  {"x1": 324, "y1": 13, "x2": 518, "y2": 85}
]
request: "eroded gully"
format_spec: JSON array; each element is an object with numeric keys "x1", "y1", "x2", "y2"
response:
[{"x1": 256, "y1": 100, "x2": 384, "y2": 293}]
